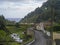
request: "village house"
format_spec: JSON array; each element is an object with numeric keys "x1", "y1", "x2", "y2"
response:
[
  {"x1": 27, "y1": 28, "x2": 34, "y2": 36},
  {"x1": 35, "y1": 21, "x2": 51, "y2": 30}
]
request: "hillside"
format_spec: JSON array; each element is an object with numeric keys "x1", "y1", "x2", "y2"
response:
[
  {"x1": 6, "y1": 18, "x2": 21, "y2": 22},
  {"x1": 20, "y1": 0, "x2": 60, "y2": 23}
]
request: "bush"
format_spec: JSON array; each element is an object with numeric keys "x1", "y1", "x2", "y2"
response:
[
  {"x1": 53, "y1": 26, "x2": 60, "y2": 32},
  {"x1": 27, "y1": 35, "x2": 32, "y2": 39}
]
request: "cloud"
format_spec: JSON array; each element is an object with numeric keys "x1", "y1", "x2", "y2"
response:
[
  {"x1": 0, "y1": 0, "x2": 47, "y2": 2},
  {"x1": 0, "y1": 0, "x2": 47, "y2": 18}
]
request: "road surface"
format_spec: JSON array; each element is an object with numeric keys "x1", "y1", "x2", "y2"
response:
[{"x1": 31, "y1": 30, "x2": 51, "y2": 45}]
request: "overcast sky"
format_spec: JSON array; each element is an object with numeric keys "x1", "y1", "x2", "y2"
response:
[{"x1": 0, "y1": 0, "x2": 47, "y2": 18}]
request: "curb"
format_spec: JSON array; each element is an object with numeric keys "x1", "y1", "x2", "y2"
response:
[{"x1": 26, "y1": 39, "x2": 35, "y2": 45}]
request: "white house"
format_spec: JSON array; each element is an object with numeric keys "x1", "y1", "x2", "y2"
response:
[{"x1": 36, "y1": 22, "x2": 44, "y2": 30}]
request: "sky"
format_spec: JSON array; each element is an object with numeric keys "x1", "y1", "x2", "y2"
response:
[{"x1": 0, "y1": 0, "x2": 47, "y2": 18}]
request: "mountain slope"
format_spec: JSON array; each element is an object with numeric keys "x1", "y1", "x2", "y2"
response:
[
  {"x1": 6, "y1": 18, "x2": 21, "y2": 22},
  {"x1": 20, "y1": 0, "x2": 60, "y2": 23}
]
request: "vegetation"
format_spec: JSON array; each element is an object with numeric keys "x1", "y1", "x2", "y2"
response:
[
  {"x1": 20, "y1": 0, "x2": 60, "y2": 24},
  {"x1": 0, "y1": 24, "x2": 33, "y2": 45},
  {"x1": 15, "y1": 23, "x2": 20, "y2": 28},
  {"x1": 45, "y1": 23, "x2": 60, "y2": 32},
  {"x1": 0, "y1": 0, "x2": 60, "y2": 45},
  {"x1": 0, "y1": 15, "x2": 33, "y2": 45}
]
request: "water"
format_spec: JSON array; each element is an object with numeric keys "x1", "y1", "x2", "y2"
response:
[{"x1": 10, "y1": 33, "x2": 23, "y2": 43}]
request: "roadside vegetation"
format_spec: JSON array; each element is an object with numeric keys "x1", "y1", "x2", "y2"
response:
[
  {"x1": 45, "y1": 23, "x2": 60, "y2": 32},
  {"x1": 0, "y1": 24, "x2": 34, "y2": 45},
  {"x1": 0, "y1": 15, "x2": 34, "y2": 45}
]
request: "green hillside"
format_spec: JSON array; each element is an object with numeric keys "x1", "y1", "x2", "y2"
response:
[{"x1": 20, "y1": 0, "x2": 60, "y2": 23}]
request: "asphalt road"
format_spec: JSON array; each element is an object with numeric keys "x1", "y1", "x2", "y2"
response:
[{"x1": 31, "y1": 30, "x2": 51, "y2": 45}]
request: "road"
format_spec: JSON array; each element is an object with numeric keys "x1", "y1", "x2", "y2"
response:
[{"x1": 31, "y1": 30, "x2": 51, "y2": 45}]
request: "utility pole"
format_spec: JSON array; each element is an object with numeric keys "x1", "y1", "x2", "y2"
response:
[{"x1": 49, "y1": 0, "x2": 55, "y2": 45}]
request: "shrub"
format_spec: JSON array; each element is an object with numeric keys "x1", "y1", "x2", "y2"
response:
[{"x1": 53, "y1": 26, "x2": 60, "y2": 32}]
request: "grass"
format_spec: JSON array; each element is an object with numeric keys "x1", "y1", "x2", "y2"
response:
[
  {"x1": 7, "y1": 42, "x2": 20, "y2": 45},
  {"x1": 23, "y1": 36, "x2": 34, "y2": 44},
  {"x1": 0, "y1": 30, "x2": 12, "y2": 41},
  {"x1": 0, "y1": 24, "x2": 33, "y2": 45}
]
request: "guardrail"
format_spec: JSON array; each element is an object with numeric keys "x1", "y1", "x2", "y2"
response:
[{"x1": 26, "y1": 39, "x2": 35, "y2": 45}]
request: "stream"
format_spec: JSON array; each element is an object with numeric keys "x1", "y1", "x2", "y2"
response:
[{"x1": 10, "y1": 33, "x2": 23, "y2": 43}]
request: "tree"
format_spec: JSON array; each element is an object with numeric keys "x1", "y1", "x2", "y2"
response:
[
  {"x1": 15, "y1": 23, "x2": 20, "y2": 28},
  {"x1": 0, "y1": 15, "x2": 5, "y2": 29},
  {"x1": 0, "y1": 15, "x2": 11, "y2": 34}
]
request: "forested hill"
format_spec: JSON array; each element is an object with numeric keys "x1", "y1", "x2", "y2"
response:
[
  {"x1": 20, "y1": 0, "x2": 60, "y2": 23},
  {"x1": 0, "y1": 15, "x2": 16, "y2": 25}
]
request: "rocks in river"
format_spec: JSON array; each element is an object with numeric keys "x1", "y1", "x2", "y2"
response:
[{"x1": 10, "y1": 33, "x2": 23, "y2": 43}]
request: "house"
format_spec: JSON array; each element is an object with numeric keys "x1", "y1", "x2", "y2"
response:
[
  {"x1": 35, "y1": 22, "x2": 44, "y2": 30},
  {"x1": 27, "y1": 28, "x2": 34, "y2": 36},
  {"x1": 35, "y1": 21, "x2": 51, "y2": 30}
]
